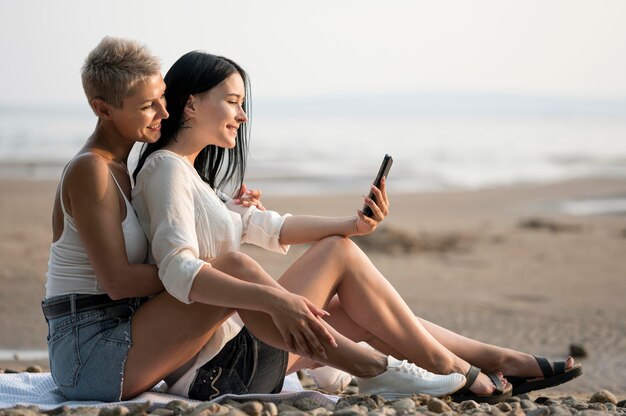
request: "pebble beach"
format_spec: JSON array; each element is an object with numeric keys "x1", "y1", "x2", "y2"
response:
[{"x1": 1, "y1": 381, "x2": 626, "y2": 415}]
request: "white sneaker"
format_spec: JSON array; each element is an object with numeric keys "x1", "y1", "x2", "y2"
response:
[
  {"x1": 356, "y1": 356, "x2": 466, "y2": 399},
  {"x1": 305, "y1": 366, "x2": 353, "y2": 394}
]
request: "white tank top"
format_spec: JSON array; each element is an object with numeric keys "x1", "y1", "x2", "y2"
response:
[{"x1": 45, "y1": 169, "x2": 148, "y2": 298}]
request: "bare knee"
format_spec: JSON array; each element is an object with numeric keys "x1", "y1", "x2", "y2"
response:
[
  {"x1": 313, "y1": 235, "x2": 361, "y2": 263},
  {"x1": 211, "y1": 251, "x2": 267, "y2": 283}
]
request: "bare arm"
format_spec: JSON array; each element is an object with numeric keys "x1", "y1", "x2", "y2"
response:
[
  {"x1": 189, "y1": 263, "x2": 335, "y2": 357},
  {"x1": 279, "y1": 177, "x2": 390, "y2": 245},
  {"x1": 65, "y1": 155, "x2": 163, "y2": 300},
  {"x1": 279, "y1": 215, "x2": 357, "y2": 245}
]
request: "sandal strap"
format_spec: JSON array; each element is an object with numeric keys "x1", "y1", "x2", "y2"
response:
[
  {"x1": 464, "y1": 365, "x2": 481, "y2": 388},
  {"x1": 553, "y1": 360, "x2": 566, "y2": 375},
  {"x1": 486, "y1": 373, "x2": 505, "y2": 395},
  {"x1": 534, "y1": 356, "x2": 554, "y2": 378}
]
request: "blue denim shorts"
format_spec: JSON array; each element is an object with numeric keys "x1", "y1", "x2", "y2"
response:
[
  {"x1": 188, "y1": 327, "x2": 288, "y2": 400},
  {"x1": 43, "y1": 295, "x2": 145, "y2": 401}
]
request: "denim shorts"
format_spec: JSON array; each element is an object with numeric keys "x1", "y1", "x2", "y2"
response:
[
  {"x1": 188, "y1": 327, "x2": 288, "y2": 400},
  {"x1": 43, "y1": 295, "x2": 145, "y2": 402}
]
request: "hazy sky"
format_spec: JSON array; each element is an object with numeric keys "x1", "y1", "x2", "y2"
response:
[{"x1": 1, "y1": 0, "x2": 626, "y2": 106}]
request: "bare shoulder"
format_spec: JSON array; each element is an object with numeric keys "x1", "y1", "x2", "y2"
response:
[{"x1": 63, "y1": 153, "x2": 115, "y2": 201}]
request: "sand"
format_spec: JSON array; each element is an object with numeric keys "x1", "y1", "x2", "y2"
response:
[{"x1": 1, "y1": 176, "x2": 625, "y2": 399}]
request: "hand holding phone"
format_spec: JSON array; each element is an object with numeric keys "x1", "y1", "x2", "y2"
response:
[{"x1": 363, "y1": 154, "x2": 393, "y2": 218}]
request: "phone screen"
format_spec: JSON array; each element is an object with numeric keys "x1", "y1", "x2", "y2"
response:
[{"x1": 363, "y1": 154, "x2": 393, "y2": 218}]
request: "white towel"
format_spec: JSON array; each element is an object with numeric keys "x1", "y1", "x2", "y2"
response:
[{"x1": 0, "y1": 372, "x2": 338, "y2": 410}]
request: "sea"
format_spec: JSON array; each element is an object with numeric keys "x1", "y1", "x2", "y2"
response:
[{"x1": 2, "y1": 94, "x2": 626, "y2": 211}]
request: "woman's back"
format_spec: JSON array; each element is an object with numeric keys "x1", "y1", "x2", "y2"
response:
[{"x1": 45, "y1": 158, "x2": 147, "y2": 298}]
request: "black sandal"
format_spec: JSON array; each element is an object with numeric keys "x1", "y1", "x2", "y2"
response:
[
  {"x1": 505, "y1": 356, "x2": 583, "y2": 395},
  {"x1": 450, "y1": 365, "x2": 512, "y2": 404}
]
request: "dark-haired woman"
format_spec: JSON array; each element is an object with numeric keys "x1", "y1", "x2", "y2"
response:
[{"x1": 129, "y1": 51, "x2": 581, "y2": 403}]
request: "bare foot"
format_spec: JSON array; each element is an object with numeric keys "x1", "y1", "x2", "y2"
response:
[{"x1": 502, "y1": 354, "x2": 575, "y2": 378}]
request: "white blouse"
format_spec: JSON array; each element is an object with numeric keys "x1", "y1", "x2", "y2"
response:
[{"x1": 131, "y1": 150, "x2": 291, "y2": 304}]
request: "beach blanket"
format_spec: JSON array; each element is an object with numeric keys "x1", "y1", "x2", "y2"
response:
[{"x1": 0, "y1": 372, "x2": 339, "y2": 410}]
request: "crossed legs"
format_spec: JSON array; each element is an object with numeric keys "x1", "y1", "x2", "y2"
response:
[
  {"x1": 287, "y1": 237, "x2": 574, "y2": 391},
  {"x1": 123, "y1": 236, "x2": 572, "y2": 399}
]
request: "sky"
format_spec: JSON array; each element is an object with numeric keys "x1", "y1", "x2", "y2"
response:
[{"x1": 1, "y1": 0, "x2": 626, "y2": 107}]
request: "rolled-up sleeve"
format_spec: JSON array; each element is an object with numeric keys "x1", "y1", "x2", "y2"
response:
[
  {"x1": 224, "y1": 198, "x2": 291, "y2": 254},
  {"x1": 138, "y1": 156, "x2": 206, "y2": 303}
]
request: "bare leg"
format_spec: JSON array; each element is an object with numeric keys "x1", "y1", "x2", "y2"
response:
[
  {"x1": 122, "y1": 291, "x2": 232, "y2": 399},
  {"x1": 414, "y1": 317, "x2": 575, "y2": 378},
  {"x1": 259, "y1": 236, "x2": 499, "y2": 394},
  {"x1": 323, "y1": 295, "x2": 575, "y2": 380},
  {"x1": 225, "y1": 253, "x2": 390, "y2": 378},
  {"x1": 122, "y1": 251, "x2": 294, "y2": 399}
]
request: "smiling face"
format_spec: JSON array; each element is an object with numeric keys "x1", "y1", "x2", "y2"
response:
[
  {"x1": 192, "y1": 72, "x2": 247, "y2": 149},
  {"x1": 108, "y1": 73, "x2": 169, "y2": 144}
]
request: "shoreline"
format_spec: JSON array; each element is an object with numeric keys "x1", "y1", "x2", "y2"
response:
[{"x1": 1, "y1": 176, "x2": 626, "y2": 396}]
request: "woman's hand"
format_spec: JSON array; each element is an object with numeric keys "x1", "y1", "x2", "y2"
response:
[
  {"x1": 233, "y1": 183, "x2": 266, "y2": 211},
  {"x1": 267, "y1": 291, "x2": 337, "y2": 360},
  {"x1": 354, "y1": 176, "x2": 390, "y2": 236}
]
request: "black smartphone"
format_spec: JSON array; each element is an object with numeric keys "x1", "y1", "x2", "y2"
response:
[{"x1": 363, "y1": 154, "x2": 393, "y2": 218}]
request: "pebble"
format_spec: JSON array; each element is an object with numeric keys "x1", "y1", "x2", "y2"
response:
[
  {"x1": 548, "y1": 405, "x2": 572, "y2": 416},
  {"x1": 240, "y1": 401, "x2": 264, "y2": 416},
  {"x1": 458, "y1": 400, "x2": 479, "y2": 411},
  {"x1": 332, "y1": 405, "x2": 367, "y2": 416},
  {"x1": 191, "y1": 403, "x2": 229, "y2": 415},
  {"x1": 278, "y1": 411, "x2": 310, "y2": 416},
  {"x1": 228, "y1": 408, "x2": 251, "y2": 416},
  {"x1": 580, "y1": 410, "x2": 610, "y2": 416},
  {"x1": 263, "y1": 403, "x2": 278, "y2": 416},
  {"x1": 520, "y1": 399, "x2": 537, "y2": 411},
  {"x1": 508, "y1": 408, "x2": 526, "y2": 416},
  {"x1": 165, "y1": 400, "x2": 192, "y2": 414},
  {"x1": 335, "y1": 396, "x2": 380, "y2": 411},
  {"x1": 379, "y1": 406, "x2": 397, "y2": 416},
  {"x1": 426, "y1": 398, "x2": 450, "y2": 413},
  {"x1": 569, "y1": 343, "x2": 588, "y2": 358},
  {"x1": 309, "y1": 408, "x2": 332, "y2": 416},
  {"x1": 292, "y1": 399, "x2": 320, "y2": 412},
  {"x1": 617, "y1": 400, "x2": 626, "y2": 408},
  {"x1": 589, "y1": 389, "x2": 618, "y2": 404},
  {"x1": 99, "y1": 406, "x2": 130, "y2": 416},
  {"x1": 150, "y1": 410, "x2": 174, "y2": 416},
  {"x1": 526, "y1": 407, "x2": 549, "y2": 416},
  {"x1": 390, "y1": 398, "x2": 415, "y2": 413}
]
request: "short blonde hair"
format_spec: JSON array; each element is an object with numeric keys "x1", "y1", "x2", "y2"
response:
[{"x1": 81, "y1": 36, "x2": 161, "y2": 109}]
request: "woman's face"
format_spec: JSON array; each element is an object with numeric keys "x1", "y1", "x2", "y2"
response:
[
  {"x1": 193, "y1": 72, "x2": 247, "y2": 149},
  {"x1": 109, "y1": 73, "x2": 168, "y2": 143}
]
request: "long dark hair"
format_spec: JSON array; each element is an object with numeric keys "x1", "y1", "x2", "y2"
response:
[{"x1": 133, "y1": 51, "x2": 250, "y2": 195}]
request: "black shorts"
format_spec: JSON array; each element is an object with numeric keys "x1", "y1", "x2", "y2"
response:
[{"x1": 188, "y1": 327, "x2": 289, "y2": 400}]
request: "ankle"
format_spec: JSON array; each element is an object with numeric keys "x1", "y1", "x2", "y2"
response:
[
  {"x1": 355, "y1": 354, "x2": 388, "y2": 379},
  {"x1": 501, "y1": 352, "x2": 535, "y2": 376},
  {"x1": 450, "y1": 360, "x2": 471, "y2": 376},
  {"x1": 432, "y1": 355, "x2": 463, "y2": 375}
]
